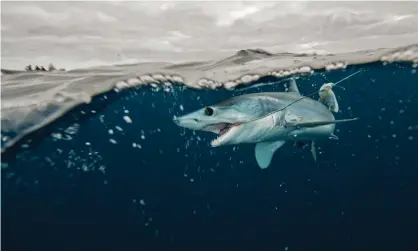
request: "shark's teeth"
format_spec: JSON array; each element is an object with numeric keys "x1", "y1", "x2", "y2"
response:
[
  {"x1": 210, "y1": 125, "x2": 238, "y2": 147},
  {"x1": 210, "y1": 127, "x2": 230, "y2": 147},
  {"x1": 210, "y1": 136, "x2": 220, "y2": 147},
  {"x1": 210, "y1": 133, "x2": 224, "y2": 147}
]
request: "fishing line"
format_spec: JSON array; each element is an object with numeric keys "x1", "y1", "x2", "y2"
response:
[
  {"x1": 243, "y1": 69, "x2": 363, "y2": 123},
  {"x1": 332, "y1": 70, "x2": 362, "y2": 86}
]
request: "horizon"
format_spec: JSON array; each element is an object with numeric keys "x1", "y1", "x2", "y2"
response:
[{"x1": 2, "y1": 43, "x2": 417, "y2": 73}]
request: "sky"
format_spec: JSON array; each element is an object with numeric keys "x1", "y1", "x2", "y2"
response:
[{"x1": 1, "y1": 1, "x2": 418, "y2": 70}]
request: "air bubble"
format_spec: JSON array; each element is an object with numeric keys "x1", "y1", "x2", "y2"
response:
[{"x1": 123, "y1": 116, "x2": 132, "y2": 123}]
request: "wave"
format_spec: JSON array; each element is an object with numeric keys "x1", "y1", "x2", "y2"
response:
[{"x1": 1, "y1": 44, "x2": 418, "y2": 153}]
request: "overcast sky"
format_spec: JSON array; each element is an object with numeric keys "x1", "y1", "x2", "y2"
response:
[{"x1": 2, "y1": 1, "x2": 418, "y2": 70}]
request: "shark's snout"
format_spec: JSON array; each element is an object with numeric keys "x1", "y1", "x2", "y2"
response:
[{"x1": 172, "y1": 115, "x2": 203, "y2": 130}]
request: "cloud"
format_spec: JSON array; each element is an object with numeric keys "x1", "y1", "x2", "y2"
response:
[
  {"x1": 216, "y1": 6, "x2": 260, "y2": 26},
  {"x1": 1, "y1": 1, "x2": 418, "y2": 70},
  {"x1": 160, "y1": 2, "x2": 176, "y2": 11},
  {"x1": 4, "y1": 4, "x2": 70, "y2": 23},
  {"x1": 7, "y1": 5, "x2": 50, "y2": 18},
  {"x1": 96, "y1": 12, "x2": 117, "y2": 23},
  {"x1": 167, "y1": 31, "x2": 191, "y2": 41}
]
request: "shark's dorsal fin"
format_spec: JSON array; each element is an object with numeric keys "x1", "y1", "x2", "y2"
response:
[
  {"x1": 286, "y1": 78, "x2": 301, "y2": 95},
  {"x1": 289, "y1": 118, "x2": 359, "y2": 128},
  {"x1": 255, "y1": 140, "x2": 285, "y2": 169}
]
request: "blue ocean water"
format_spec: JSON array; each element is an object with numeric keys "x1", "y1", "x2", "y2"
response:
[{"x1": 1, "y1": 62, "x2": 418, "y2": 251}]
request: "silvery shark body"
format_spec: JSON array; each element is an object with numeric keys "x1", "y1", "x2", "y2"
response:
[{"x1": 173, "y1": 79, "x2": 358, "y2": 169}]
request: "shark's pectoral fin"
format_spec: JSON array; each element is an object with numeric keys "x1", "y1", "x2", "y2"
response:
[
  {"x1": 311, "y1": 141, "x2": 317, "y2": 162},
  {"x1": 255, "y1": 141, "x2": 286, "y2": 169},
  {"x1": 290, "y1": 118, "x2": 359, "y2": 128}
]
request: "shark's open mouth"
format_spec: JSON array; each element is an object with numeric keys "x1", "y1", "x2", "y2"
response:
[{"x1": 204, "y1": 123, "x2": 240, "y2": 147}]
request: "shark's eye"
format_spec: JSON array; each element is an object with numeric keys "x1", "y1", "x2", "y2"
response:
[{"x1": 204, "y1": 107, "x2": 214, "y2": 116}]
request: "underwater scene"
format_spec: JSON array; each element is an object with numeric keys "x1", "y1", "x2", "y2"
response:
[
  {"x1": 2, "y1": 48, "x2": 418, "y2": 251},
  {"x1": 2, "y1": 2, "x2": 418, "y2": 251}
]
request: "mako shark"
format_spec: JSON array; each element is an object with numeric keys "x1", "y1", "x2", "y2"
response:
[{"x1": 173, "y1": 79, "x2": 358, "y2": 169}]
